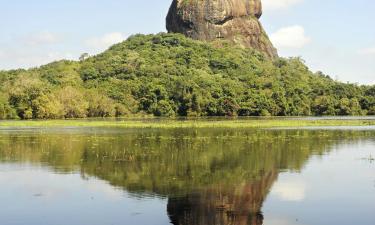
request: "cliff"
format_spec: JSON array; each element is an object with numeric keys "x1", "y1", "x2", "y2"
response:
[{"x1": 166, "y1": 0, "x2": 278, "y2": 59}]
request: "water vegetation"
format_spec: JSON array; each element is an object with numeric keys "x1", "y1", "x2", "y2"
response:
[
  {"x1": 1, "y1": 118, "x2": 375, "y2": 129},
  {"x1": 1, "y1": 33, "x2": 375, "y2": 120}
]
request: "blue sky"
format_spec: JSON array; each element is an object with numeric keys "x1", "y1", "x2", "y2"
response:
[{"x1": 0, "y1": 0, "x2": 374, "y2": 84}]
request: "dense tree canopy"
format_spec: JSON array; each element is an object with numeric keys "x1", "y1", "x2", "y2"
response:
[{"x1": 0, "y1": 33, "x2": 374, "y2": 119}]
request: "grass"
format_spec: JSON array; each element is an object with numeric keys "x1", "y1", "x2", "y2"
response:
[{"x1": 1, "y1": 118, "x2": 375, "y2": 129}]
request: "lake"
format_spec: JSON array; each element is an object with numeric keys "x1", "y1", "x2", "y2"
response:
[{"x1": 0, "y1": 126, "x2": 374, "y2": 225}]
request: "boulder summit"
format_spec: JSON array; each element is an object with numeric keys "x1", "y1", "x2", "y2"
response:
[{"x1": 166, "y1": 0, "x2": 278, "y2": 59}]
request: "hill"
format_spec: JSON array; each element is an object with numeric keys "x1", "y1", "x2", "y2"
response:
[{"x1": 0, "y1": 33, "x2": 374, "y2": 119}]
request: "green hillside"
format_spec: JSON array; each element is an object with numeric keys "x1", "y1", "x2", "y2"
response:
[{"x1": 0, "y1": 33, "x2": 374, "y2": 119}]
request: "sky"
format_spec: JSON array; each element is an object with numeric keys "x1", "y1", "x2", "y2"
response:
[{"x1": 0, "y1": 0, "x2": 374, "y2": 84}]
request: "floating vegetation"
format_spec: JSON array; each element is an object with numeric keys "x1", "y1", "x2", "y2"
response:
[{"x1": 1, "y1": 118, "x2": 375, "y2": 129}]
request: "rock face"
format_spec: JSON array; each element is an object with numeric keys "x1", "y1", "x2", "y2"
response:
[{"x1": 166, "y1": 0, "x2": 278, "y2": 59}]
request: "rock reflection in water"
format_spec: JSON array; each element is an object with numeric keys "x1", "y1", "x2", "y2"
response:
[
  {"x1": 168, "y1": 170, "x2": 277, "y2": 225},
  {"x1": 0, "y1": 128, "x2": 374, "y2": 225}
]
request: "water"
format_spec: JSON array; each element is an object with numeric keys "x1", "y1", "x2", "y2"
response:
[{"x1": 0, "y1": 127, "x2": 374, "y2": 225}]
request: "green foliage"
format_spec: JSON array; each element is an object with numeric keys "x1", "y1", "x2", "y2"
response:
[
  {"x1": 56, "y1": 86, "x2": 89, "y2": 118},
  {"x1": 0, "y1": 93, "x2": 17, "y2": 119},
  {"x1": 86, "y1": 91, "x2": 116, "y2": 117},
  {"x1": 0, "y1": 33, "x2": 374, "y2": 119},
  {"x1": 4, "y1": 73, "x2": 48, "y2": 119},
  {"x1": 33, "y1": 93, "x2": 65, "y2": 119}
]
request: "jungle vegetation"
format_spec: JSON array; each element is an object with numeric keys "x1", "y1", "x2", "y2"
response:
[{"x1": 0, "y1": 33, "x2": 374, "y2": 119}]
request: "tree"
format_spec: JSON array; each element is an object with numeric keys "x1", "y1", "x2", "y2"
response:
[
  {"x1": 152, "y1": 100, "x2": 175, "y2": 117},
  {"x1": 79, "y1": 53, "x2": 90, "y2": 61},
  {"x1": 312, "y1": 96, "x2": 336, "y2": 116},
  {"x1": 0, "y1": 94, "x2": 17, "y2": 119},
  {"x1": 56, "y1": 86, "x2": 89, "y2": 118},
  {"x1": 86, "y1": 91, "x2": 116, "y2": 117},
  {"x1": 5, "y1": 73, "x2": 47, "y2": 119},
  {"x1": 0, "y1": 33, "x2": 374, "y2": 119},
  {"x1": 33, "y1": 94, "x2": 65, "y2": 119}
]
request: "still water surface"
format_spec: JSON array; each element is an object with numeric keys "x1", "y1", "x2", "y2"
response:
[{"x1": 0, "y1": 127, "x2": 374, "y2": 225}]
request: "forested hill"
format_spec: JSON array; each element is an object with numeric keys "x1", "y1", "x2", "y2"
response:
[{"x1": 0, "y1": 33, "x2": 374, "y2": 119}]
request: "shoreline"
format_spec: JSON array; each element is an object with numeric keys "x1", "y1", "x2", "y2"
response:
[{"x1": 1, "y1": 118, "x2": 375, "y2": 129}]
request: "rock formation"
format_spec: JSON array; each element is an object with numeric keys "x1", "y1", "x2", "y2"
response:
[{"x1": 166, "y1": 0, "x2": 278, "y2": 59}]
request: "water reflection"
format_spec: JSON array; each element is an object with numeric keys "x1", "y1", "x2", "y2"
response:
[
  {"x1": 0, "y1": 128, "x2": 374, "y2": 225},
  {"x1": 167, "y1": 170, "x2": 276, "y2": 225}
]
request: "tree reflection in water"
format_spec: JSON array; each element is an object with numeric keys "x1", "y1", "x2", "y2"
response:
[{"x1": 0, "y1": 128, "x2": 373, "y2": 225}]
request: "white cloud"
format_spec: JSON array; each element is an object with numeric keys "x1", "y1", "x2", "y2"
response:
[
  {"x1": 85, "y1": 32, "x2": 127, "y2": 52},
  {"x1": 0, "y1": 49, "x2": 75, "y2": 69},
  {"x1": 270, "y1": 25, "x2": 311, "y2": 49},
  {"x1": 85, "y1": 180, "x2": 123, "y2": 200},
  {"x1": 0, "y1": 31, "x2": 69, "y2": 69},
  {"x1": 263, "y1": 0, "x2": 303, "y2": 11},
  {"x1": 23, "y1": 31, "x2": 61, "y2": 46},
  {"x1": 271, "y1": 180, "x2": 306, "y2": 201},
  {"x1": 358, "y1": 47, "x2": 375, "y2": 55},
  {"x1": 266, "y1": 218, "x2": 303, "y2": 225},
  {"x1": 25, "y1": 52, "x2": 75, "y2": 66}
]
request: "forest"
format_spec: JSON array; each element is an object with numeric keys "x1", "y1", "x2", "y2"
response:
[{"x1": 0, "y1": 33, "x2": 374, "y2": 119}]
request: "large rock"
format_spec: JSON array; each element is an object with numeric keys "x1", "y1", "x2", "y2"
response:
[{"x1": 166, "y1": 0, "x2": 278, "y2": 59}]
